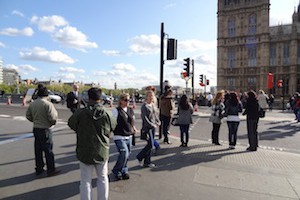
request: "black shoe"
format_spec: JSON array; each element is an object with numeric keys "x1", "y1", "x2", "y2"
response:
[
  {"x1": 47, "y1": 170, "x2": 61, "y2": 177},
  {"x1": 215, "y1": 143, "x2": 221, "y2": 145},
  {"x1": 246, "y1": 147, "x2": 257, "y2": 151},
  {"x1": 122, "y1": 173, "x2": 130, "y2": 180},
  {"x1": 35, "y1": 169, "x2": 45, "y2": 176},
  {"x1": 180, "y1": 143, "x2": 185, "y2": 147},
  {"x1": 115, "y1": 174, "x2": 122, "y2": 181}
]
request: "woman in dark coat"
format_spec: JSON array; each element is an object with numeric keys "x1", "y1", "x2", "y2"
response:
[{"x1": 242, "y1": 90, "x2": 259, "y2": 151}]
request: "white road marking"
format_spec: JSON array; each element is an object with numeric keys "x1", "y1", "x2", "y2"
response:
[
  {"x1": 0, "y1": 114, "x2": 11, "y2": 118},
  {"x1": 0, "y1": 125, "x2": 69, "y2": 146}
]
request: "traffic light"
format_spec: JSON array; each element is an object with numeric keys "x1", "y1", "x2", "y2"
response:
[
  {"x1": 206, "y1": 79, "x2": 209, "y2": 85},
  {"x1": 199, "y1": 74, "x2": 204, "y2": 84},
  {"x1": 183, "y1": 58, "x2": 190, "y2": 77},
  {"x1": 277, "y1": 79, "x2": 283, "y2": 88}
]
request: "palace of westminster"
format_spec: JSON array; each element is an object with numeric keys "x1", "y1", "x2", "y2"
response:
[{"x1": 217, "y1": 0, "x2": 300, "y2": 96}]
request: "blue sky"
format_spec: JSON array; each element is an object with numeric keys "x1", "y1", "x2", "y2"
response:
[{"x1": 0, "y1": 0, "x2": 297, "y2": 89}]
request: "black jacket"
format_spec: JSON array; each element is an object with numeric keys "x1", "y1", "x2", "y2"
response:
[
  {"x1": 113, "y1": 107, "x2": 134, "y2": 136},
  {"x1": 243, "y1": 100, "x2": 259, "y2": 120},
  {"x1": 67, "y1": 91, "x2": 79, "y2": 109}
]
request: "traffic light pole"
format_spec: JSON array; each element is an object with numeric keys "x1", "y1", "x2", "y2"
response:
[
  {"x1": 282, "y1": 80, "x2": 285, "y2": 112},
  {"x1": 159, "y1": 22, "x2": 164, "y2": 139},
  {"x1": 160, "y1": 22, "x2": 164, "y2": 96},
  {"x1": 192, "y1": 59, "x2": 194, "y2": 99},
  {"x1": 204, "y1": 75, "x2": 206, "y2": 94}
]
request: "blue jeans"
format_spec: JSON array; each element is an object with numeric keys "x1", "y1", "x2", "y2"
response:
[
  {"x1": 179, "y1": 124, "x2": 190, "y2": 144},
  {"x1": 137, "y1": 128, "x2": 155, "y2": 165},
  {"x1": 112, "y1": 137, "x2": 132, "y2": 176},
  {"x1": 227, "y1": 121, "x2": 240, "y2": 146},
  {"x1": 33, "y1": 128, "x2": 55, "y2": 173}
]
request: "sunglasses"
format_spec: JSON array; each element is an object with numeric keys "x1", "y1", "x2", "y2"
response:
[{"x1": 122, "y1": 99, "x2": 130, "y2": 102}]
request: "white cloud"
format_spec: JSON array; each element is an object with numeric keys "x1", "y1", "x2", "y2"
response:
[
  {"x1": 30, "y1": 15, "x2": 68, "y2": 32},
  {"x1": 194, "y1": 55, "x2": 214, "y2": 65},
  {"x1": 53, "y1": 72, "x2": 76, "y2": 81},
  {"x1": 60, "y1": 66, "x2": 85, "y2": 73},
  {"x1": 0, "y1": 42, "x2": 5, "y2": 48},
  {"x1": 19, "y1": 64, "x2": 39, "y2": 71},
  {"x1": 5, "y1": 64, "x2": 19, "y2": 71},
  {"x1": 79, "y1": 75, "x2": 90, "y2": 79},
  {"x1": 94, "y1": 69, "x2": 127, "y2": 77},
  {"x1": 12, "y1": 10, "x2": 24, "y2": 17},
  {"x1": 20, "y1": 47, "x2": 75, "y2": 64},
  {"x1": 53, "y1": 26, "x2": 98, "y2": 52},
  {"x1": 164, "y1": 3, "x2": 176, "y2": 9},
  {"x1": 6, "y1": 64, "x2": 38, "y2": 75},
  {"x1": 102, "y1": 50, "x2": 123, "y2": 56},
  {"x1": 179, "y1": 39, "x2": 216, "y2": 52},
  {"x1": 93, "y1": 71, "x2": 159, "y2": 89},
  {"x1": 128, "y1": 34, "x2": 160, "y2": 55},
  {"x1": 108, "y1": 70, "x2": 126, "y2": 76},
  {"x1": 94, "y1": 71, "x2": 108, "y2": 76},
  {"x1": 112, "y1": 63, "x2": 136, "y2": 72},
  {"x1": 0, "y1": 27, "x2": 33, "y2": 37}
]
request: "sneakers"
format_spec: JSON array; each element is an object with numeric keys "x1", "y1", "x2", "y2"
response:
[
  {"x1": 143, "y1": 163, "x2": 156, "y2": 168},
  {"x1": 137, "y1": 159, "x2": 143, "y2": 167},
  {"x1": 228, "y1": 145, "x2": 235, "y2": 149}
]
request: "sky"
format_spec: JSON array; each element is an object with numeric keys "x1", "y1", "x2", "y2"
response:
[{"x1": 0, "y1": 0, "x2": 298, "y2": 89}]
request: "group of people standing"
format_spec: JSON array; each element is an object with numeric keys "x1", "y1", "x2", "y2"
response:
[
  {"x1": 209, "y1": 89, "x2": 269, "y2": 152},
  {"x1": 28, "y1": 84, "x2": 275, "y2": 200}
]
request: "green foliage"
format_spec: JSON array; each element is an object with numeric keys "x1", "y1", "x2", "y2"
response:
[{"x1": 0, "y1": 83, "x2": 140, "y2": 96}]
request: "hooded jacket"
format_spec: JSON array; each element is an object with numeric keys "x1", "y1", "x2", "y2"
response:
[{"x1": 68, "y1": 103, "x2": 116, "y2": 164}]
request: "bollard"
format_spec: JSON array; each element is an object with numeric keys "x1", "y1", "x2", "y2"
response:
[
  {"x1": 22, "y1": 97, "x2": 26, "y2": 106},
  {"x1": 7, "y1": 97, "x2": 12, "y2": 105},
  {"x1": 194, "y1": 104, "x2": 198, "y2": 112},
  {"x1": 133, "y1": 99, "x2": 136, "y2": 109}
]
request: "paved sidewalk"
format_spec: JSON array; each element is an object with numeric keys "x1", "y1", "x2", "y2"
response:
[
  {"x1": 109, "y1": 136, "x2": 300, "y2": 200},
  {"x1": 1, "y1": 127, "x2": 300, "y2": 200}
]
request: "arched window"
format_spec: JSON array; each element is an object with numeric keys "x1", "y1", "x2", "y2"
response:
[
  {"x1": 228, "y1": 48, "x2": 236, "y2": 68},
  {"x1": 228, "y1": 17, "x2": 236, "y2": 37},
  {"x1": 248, "y1": 14, "x2": 257, "y2": 35},
  {"x1": 248, "y1": 47, "x2": 256, "y2": 66}
]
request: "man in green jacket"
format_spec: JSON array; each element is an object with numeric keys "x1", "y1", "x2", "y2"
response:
[
  {"x1": 68, "y1": 87, "x2": 116, "y2": 200},
  {"x1": 26, "y1": 86, "x2": 60, "y2": 177}
]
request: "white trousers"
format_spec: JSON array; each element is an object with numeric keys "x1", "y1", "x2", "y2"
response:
[{"x1": 79, "y1": 161, "x2": 109, "y2": 200}]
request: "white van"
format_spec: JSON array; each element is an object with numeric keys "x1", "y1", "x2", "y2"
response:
[{"x1": 25, "y1": 88, "x2": 62, "y2": 103}]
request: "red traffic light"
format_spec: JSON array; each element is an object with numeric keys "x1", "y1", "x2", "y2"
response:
[
  {"x1": 206, "y1": 79, "x2": 209, "y2": 85},
  {"x1": 277, "y1": 79, "x2": 283, "y2": 88},
  {"x1": 181, "y1": 71, "x2": 187, "y2": 79}
]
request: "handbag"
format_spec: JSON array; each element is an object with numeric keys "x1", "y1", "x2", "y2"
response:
[
  {"x1": 209, "y1": 114, "x2": 221, "y2": 124},
  {"x1": 140, "y1": 128, "x2": 148, "y2": 140},
  {"x1": 258, "y1": 107, "x2": 265, "y2": 118},
  {"x1": 171, "y1": 115, "x2": 179, "y2": 126}
]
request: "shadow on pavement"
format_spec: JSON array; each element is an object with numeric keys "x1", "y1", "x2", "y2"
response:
[
  {"x1": 2, "y1": 181, "x2": 80, "y2": 200},
  {"x1": 128, "y1": 143, "x2": 248, "y2": 172}
]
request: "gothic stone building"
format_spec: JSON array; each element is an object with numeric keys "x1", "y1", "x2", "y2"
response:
[{"x1": 217, "y1": 0, "x2": 300, "y2": 96}]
